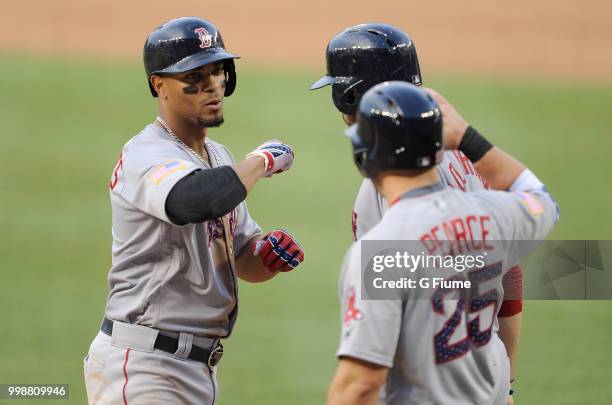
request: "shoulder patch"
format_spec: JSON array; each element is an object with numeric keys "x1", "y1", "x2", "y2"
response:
[
  {"x1": 344, "y1": 287, "x2": 364, "y2": 327},
  {"x1": 514, "y1": 191, "x2": 545, "y2": 216},
  {"x1": 149, "y1": 160, "x2": 188, "y2": 185}
]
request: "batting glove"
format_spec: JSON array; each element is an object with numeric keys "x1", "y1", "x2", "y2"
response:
[
  {"x1": 253, "y1": 230, "x2": 304, "y2": 272},
  {"x1": 246, "y1": 140, "x2": 294, "y2": 177}
]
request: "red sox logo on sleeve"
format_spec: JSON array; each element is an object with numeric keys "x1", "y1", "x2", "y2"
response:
[
  {"x1": 344, "y1": 287, "x2": 364, "y2": 327},
  {"x1": 194, "y1": 28, "x2": 213, "y2": 49}
]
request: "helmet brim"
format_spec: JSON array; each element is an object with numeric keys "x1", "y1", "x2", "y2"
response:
[
  {"x1": 309, "y1": 75, "x2": 337, "y2": 90},
  {"x1": 154, "y1": 50, "x2": 240, "y2": 75}
]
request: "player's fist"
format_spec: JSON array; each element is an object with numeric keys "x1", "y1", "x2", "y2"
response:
[
  {"x1": 423, "y1": 87, "x2": 469, "y2": 150},
  {"x1": 246, "y1": 140, "x2": 294, "y2": 177},
  {"x1": 253, "y1": 230, "x2": 304, "y2": 272}
]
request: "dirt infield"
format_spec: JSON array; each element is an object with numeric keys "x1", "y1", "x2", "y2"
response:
[{"x1": 2, "y1": 0, "x2": 611, "y2": 80}]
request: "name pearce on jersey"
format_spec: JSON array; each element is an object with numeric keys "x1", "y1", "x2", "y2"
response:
[{"x1": 420, "y1": 215, "x2": 494, "y2": 256}]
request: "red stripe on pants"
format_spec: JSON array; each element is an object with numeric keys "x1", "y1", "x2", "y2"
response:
[{"x1": 122, "y1": 349, "x2": 131, "y2": 405}]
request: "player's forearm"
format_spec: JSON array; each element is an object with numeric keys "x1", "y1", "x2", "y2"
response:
[
  {"x1": 235, "y1": 237, "x2": 279, "y2": 283},
  {"x1": 232, "y1": 156, "x2": 266, "y2": 193},
  {"x1": 327, "y1": 358, "x2": 387, "y2": 405},
  {"x1": 498, "y1": 312, "x2": 522, "y2": 382},
  {"x1": 422, "y1": 89, "x2": 527, "y2": 189},
  {"x1": 326, "y1": 379, "x2": 380, "y2": 405},
  {"x1": 473, "y1": 147, "x2": 526, "y2": 191},
  {"x1": 457, "y1": 126, "x2": 526, "y2": 190}
]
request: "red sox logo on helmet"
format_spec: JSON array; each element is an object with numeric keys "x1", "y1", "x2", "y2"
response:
[{"x1": 194, "y1": 28, "x2": 213, "y2": 48}]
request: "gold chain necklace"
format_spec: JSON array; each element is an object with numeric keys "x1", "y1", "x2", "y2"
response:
[{"x1": 156, "y1": 116, "x2": 221, "y2": 167}]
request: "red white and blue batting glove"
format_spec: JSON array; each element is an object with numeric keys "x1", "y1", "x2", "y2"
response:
[
  {"x1": 253, "y1": 230, "x2": 304, "y2": 272},
  {"x1": 246, "y1": 140, "x2": 294, "y2": 177}
]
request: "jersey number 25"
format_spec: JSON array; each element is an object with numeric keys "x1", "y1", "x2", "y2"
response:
[{"x1": 431, "y1": 262, "x2": 502, "y2": 364}]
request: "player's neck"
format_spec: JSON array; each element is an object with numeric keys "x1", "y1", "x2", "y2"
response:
[
  {"x1": 375, "y1": 169, "x2": 441, "y2": 203},
  {"x1": 156, "y1": 113, "x2": 208, "y2": 156}
]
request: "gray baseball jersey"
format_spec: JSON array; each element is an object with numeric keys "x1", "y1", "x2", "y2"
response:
[
  {"x1": 105, "y1": 124, "x2": 261, "y2": 337},
  {"x1": 352, "y1": 150, "x2": 487, "y2": 241},
  {"x1": 338, "y1": 182, "x2": 557, "y2": 404}
]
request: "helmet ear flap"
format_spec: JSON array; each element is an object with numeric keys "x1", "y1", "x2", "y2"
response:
[
  {"x1": 332, "y1": 78, "x2": 364, "y2": 115},
  {"x1": 349, "y1": 128, "x2": 372, "y2": 177},
  {"x1": 348, "y1": 114, "x2": 382, "y2": 178},
  {"x1": 342, "y1": 88, "x2": 358, "y2": 110},
  {"x1": 223, "y1": 59, "x2": 237, "y2": 97}
]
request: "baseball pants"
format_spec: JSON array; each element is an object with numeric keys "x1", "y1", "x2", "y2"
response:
[
  {"x1": 84, "y1": 322, "x2": 220, "y2": 404},
  {"x1": 489, "y1": 336, "x2": 511, "y2": 405}
]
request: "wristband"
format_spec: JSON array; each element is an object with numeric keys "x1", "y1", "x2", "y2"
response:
[
  {"x1": 508, "y1": 169, "x2": 545, "y2": 192},
  {"x1": 458, "y1": 126, "x2": 493, "y2": 162},
  {"x1": 246, "y1": 151, "x2": 274, "y2": 173}
]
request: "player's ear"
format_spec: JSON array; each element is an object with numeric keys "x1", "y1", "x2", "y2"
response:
[{"x1": 150, "y1": 75, "x2": 167, "y2": 99}]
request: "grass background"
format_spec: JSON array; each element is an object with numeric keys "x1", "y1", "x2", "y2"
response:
[{"x1": 1, "y1": 54, "x2": 611, "y2": 404}]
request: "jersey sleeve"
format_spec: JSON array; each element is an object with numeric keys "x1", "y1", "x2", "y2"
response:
[
  {"x1": 474, "y1": 188, "x2": 559, "y2": 264},
  {"x1": 352, "y1": 179, "x2": 386, "y2": 241},
  {"x1": 113, "y1": 141, "x2": 200, "y2": 223},
  {"x1": 233, "y1": 200, "x2": 262, "y2": 256},
  {"x1": 337, "y1": 243, "x2": 402, "y2": 368},
  {"x1": 498, "y1": 264, "x2": 523, "y2": 317},
  {"x1": 438, "y1": 150, "x2": 488, "y2": 192}
]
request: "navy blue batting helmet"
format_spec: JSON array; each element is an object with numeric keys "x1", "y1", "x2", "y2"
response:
[
  {"x1": 310, "y1": 23, "x2": 422, "y2": 115},
  {"x1": 346, "y1": 81, "x2": 443, "y2": 178},
  {"x1": 144, "y1": 17, "x2": 239, "y2": 97}
]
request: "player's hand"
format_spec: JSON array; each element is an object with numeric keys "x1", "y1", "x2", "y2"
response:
[
  {"x1": 253, "y1": 230, "x2": 304, "y2": 272},
  {"x1": 507, "y1": 394, "x2": 514, "y2": 405},
  {"x1": 246, "y1": 140, "x2": 294, "y2": 177},
  {"x1": 423, "y1": 87, "x2": 469, "y2": 150}
]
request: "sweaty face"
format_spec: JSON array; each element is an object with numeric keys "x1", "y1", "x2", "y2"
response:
[{"x1": 159, "y1": 61, "x2": 227, "y2": 128}]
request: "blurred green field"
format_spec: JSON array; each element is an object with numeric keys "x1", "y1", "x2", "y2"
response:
[{"x1": 1, "y1": 54, "x2": 611, "y2": 404}]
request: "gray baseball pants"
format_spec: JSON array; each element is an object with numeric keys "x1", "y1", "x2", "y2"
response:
[{"x1": 84, "y1": 322, "x2": 220, "y2": 404}]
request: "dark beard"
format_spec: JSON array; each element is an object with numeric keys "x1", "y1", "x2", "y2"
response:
[{"x1": 197, "y1": 115, "x2": 224, "y2": 128}]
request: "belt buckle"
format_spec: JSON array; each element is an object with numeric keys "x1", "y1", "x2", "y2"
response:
[{"x1": 208, "y1": 343, "x2": 224, "y2": 367}]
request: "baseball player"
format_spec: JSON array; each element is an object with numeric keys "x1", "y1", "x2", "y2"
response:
[
  {"x1": 310, "y1": 24, "x2": 524, "y2": 401},
  {"x1": 327, "y1": 81, "x2": 558, "y2": 404},
  {"x1": 83, "y1": 17, "x2": 304, "y2": 404}
]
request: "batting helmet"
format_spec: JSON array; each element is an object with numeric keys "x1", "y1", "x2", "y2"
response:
[
  {"x1": 309, "y1": 23, "x2": 422, "y2": 115},
  {"x1": 143, "y1": 17, "x2": 239, "y2": 97},
  {"x1": 345, "y1": 81, "x2": 443, "y2": 178}
]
